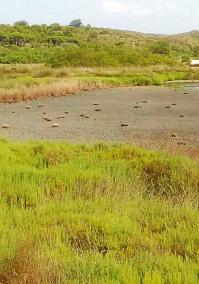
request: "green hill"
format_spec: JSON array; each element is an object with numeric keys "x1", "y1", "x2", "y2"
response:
[{"x1": 0, "y1": 23, "x2": 198, "y2": 66}]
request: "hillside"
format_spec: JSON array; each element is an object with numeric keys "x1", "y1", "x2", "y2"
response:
[{"x1": 0, "y1": 23, "x2": 198, "y2": 66}]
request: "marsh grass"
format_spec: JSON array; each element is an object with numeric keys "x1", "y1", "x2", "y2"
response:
[
  {"x1": 0, "y1": 64, "x2": 199, "y2": 102},
  {"x1": 0, "y1": 80, "x2": 108, "y2": 103},
  {"x1": 0, "y1": 140, "x2": 199, "y2": 283}
]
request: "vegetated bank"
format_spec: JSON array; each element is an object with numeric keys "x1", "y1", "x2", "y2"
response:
[
  {"x1": 1, "y1": 64, "x2": 199, "y2": 103},
  {"x1": 0, "y1": 139, "x2": 199, "y2": 283},
  {"x1": 1, "y1": 23, "x2": 199, "y2": 101}
]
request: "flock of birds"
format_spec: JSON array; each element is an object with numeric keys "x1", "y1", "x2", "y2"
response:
[
  {"x1": 1, "y1": 98, "x2": 186, "y2": 127},
  {"x1": 1, "y1": 103, "x2": 104, "y2": 129},
  {"x1": 1, "y1": 92, "x2": 187, "y2": 145}
]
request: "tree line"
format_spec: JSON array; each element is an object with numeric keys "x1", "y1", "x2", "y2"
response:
[{"x1": 0, "y1": 21, "x2": 197, "y2": 66}]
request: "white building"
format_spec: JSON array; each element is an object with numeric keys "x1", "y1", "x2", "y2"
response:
[{"x1": 190, "y1": 59, "x2": 199, "y2": 67}]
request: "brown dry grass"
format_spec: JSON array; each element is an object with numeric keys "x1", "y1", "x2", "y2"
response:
[
  {"x1": 70, "y1": 65, "x2": 187, "y2": 75},
  {"x1": 168, "y1": 145, "x2": 199, "y2": 161},
  {"x1": 0, "y1": 63, "x2": 192, "y2": 103},
  {"x1": 0, "y1": 242, "x2": 59, "y2": 284},
  {"x1": 0, "y1": 79, "x2": 109, "y2": 103},
  {"x1": 0, "y1": 64, "x2": 186, "y2": 76},
  {"x1": 138, "y1": 135, "x2": 199, "y2": 161}
]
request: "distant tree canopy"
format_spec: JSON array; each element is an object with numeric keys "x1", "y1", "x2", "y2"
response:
[
  {"x1": 14, "y1": 20, "x2": 29, "y2": 26},
  {"x1": 49, "y1": 23, "x2": 61, "y2": 31},
  {"x1": 69, "y1": 19, "x2": 83, "y2": 27},
  {"x1": 151, "y1": 41, "x2": 170, "y2": 55},
  {"x1": 0, "y1": 22, "x2": 197, "y2": 66}
]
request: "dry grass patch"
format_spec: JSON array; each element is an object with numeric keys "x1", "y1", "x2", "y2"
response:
[{"x1": 0, "y1": 79, "x2": 108, "y2": 103}]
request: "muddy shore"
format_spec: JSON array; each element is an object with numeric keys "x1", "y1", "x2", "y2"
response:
[{"x1": 0, "y1": 86, "x2": 198, "y2": 148}]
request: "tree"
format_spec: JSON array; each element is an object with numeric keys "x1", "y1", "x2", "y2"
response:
[
  {"x1": 193, "y1": 46, "x2": 199, "y2": 57},
  {"x1": 48, "y1": 36, "x2": 65, "y2": 46},
  {"x1": 63, "y1": 30, "x2": 73, "y2": 37},
  {"x1": 14, "y1": 20, "x2": 29, "y2": 26},
  {"x1": 8, "y1": 32, "x2": 28, "y2": 46},
  {"x1": 49, "y1": 23, "x2": 61, "y2": 31},
  {"x1": 69, "y1": 19, "x2": 82, "y2": 27},
  {"x1": 182, "y1": 54, "x2": 190, "y2": 63},
  {"x1": 0, "y1": 34, "x2": 7, "y2": 45},
  {"x1": 151, "y1": 41, "x2": 170, "y2": 55}
]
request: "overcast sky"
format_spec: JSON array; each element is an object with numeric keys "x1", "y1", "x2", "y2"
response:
[{"x1": 0, "y1": 0, "x2": 198, "y2": 34}]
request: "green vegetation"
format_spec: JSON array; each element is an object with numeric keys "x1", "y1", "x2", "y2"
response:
[
  {"x1": 0, "y1": 64, "x2": 189, "y2": 89},
  {"x1": 1, "y1": 64, "x2": 199, "y2": 103},
  {"x1": 1, "y1": 22, "x2": 199, "y2": 284},
  {"x1": 0, "y1": 139, "x2": 199, "y2": 283},
  {"x1": 0, "y1": 22, "x2": 199, "y2": 67},
  {"x1": 1, "y1": 23, "x2": 199, "y2": 101}
]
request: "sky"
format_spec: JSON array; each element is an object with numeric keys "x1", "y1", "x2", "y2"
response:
[{"x1": 0, "y1": 0, "x2": 198, "y2": 34}]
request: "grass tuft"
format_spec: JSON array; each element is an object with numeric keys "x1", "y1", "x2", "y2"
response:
[{"x1": 0, "y1": 140, "x2": 198, "y2": 282}]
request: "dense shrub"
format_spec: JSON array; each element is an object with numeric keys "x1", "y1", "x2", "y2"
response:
[{"x1": 0, "y1": 24, "x2": 188, "y2": 67}]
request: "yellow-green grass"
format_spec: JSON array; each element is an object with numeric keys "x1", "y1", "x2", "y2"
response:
[
  {"x1": 0, "y1": 139, "x2": 199, "y2": 283},
  {"x1": 0, "y1": 64, "x2": 199, "y2": 102}
]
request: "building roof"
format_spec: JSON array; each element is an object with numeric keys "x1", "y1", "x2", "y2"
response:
[{"x1": 191, "y1": 59, "x2": 199, "y2": 64}]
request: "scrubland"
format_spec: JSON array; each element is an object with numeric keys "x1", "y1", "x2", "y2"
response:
[{"x1": 0, "y1": 64, "x2": 199, "y2": 102}]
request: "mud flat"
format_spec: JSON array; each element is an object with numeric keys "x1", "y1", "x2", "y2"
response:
[{"x1": 0, "y1": 86, "x2": 198, "y2": 148}]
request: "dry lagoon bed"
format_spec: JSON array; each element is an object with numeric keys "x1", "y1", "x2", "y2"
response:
[{"x1": 0, "y1": 85, "x2": 198, "y2": 150}]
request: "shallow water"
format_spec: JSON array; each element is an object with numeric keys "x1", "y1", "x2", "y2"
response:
[
  {"x1": 166, "y1": 82, "x2": 199, "y2": 91},
  {"x1": 185, "y1": 84, "x2": 199, "y2": 90}
]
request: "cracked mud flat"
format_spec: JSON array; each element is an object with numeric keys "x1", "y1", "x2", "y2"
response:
[{"x1": 0, "y1": 86, "x2": 198, "y2": 147}]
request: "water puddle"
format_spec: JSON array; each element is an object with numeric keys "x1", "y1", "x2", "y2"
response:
[{"x1": 165, "y1": 81, "x2": 199, "y2": 91}]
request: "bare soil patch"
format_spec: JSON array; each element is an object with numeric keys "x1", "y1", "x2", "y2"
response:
[{"x1": 0, "y1": 86, "x2": 198, "y2": 154}]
